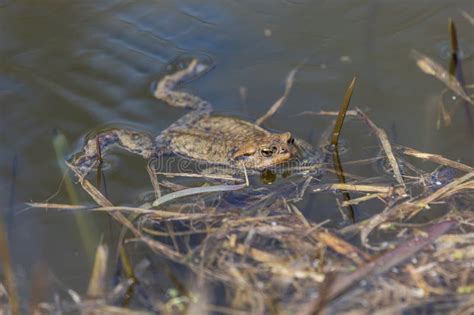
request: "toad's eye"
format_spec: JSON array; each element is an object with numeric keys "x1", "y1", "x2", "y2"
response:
[
  {"x1": 261, "y1": 148, "x2": 273, "y2": 157},
  {"x1": 287, "y1": 137, "x2": 295, "y2": 145},
  {"x1": 261, "y1": 146, "x2": 278, "y2": 157}
]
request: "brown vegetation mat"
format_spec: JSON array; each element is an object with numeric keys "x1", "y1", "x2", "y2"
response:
[
  {"x1": 24, "y1": 111, "x2": 474, "y2": 314},
  {"x1": 7, "y1": 18, "x2": 474, "y2": 314}
]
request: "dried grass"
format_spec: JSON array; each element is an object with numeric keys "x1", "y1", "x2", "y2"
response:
[{"x1": 23, "y1": 25, "x2": 474, "y2": 313}]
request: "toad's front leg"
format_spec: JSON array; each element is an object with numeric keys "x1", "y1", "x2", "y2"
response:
[{"x1": 71, "y1": 128, "x2": 154, "y2": 176}]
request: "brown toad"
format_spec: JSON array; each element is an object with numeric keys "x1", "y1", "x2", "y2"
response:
[{"x1": 73, "y1": 58, "x2": 316, "y2": 174}]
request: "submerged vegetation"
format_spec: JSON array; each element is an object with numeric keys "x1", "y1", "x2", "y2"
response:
[{"x1": 1, "y1": 16, "x2": 474, "y2": 315}]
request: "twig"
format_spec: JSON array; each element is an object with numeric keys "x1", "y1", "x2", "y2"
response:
[
  {"x1": 154, "y1": 171, "x2": 243, "y2": 182},
  {"x1": 291, "y1": 110, "x2": 358, "y2": 117},
  {"x1": 360, "y1": 171, "x2": 474, "y2": 248},
  {"x1": 342, "y1": 193, "x2": 385, "y2": 206},
  {"x1": 314, "y1": 230, "x2": 370, "y2": 266},
  {"x1": 226, "y1": 242, "x2": 287, "y2": 264},
  {"x1": 68, "y1": 162, "x2": 186, "y2": 265},
  {"x1": 324, "y1": 183, "x2": 405, "y2": 195},
  {"x1": 460, "y1": 10, "x2": 474, "y2": 25},
  {"x1": 402, "y1": 147, "x2": 473, "y2": 173},
  {"x1": 256, "y1": 68, "x2": 297, "y2": 126},
  {"x1": 357, "y1": 109, "x2": 407, "y2": 193},
  {"x1": 27, "y1": 202, "x2": 224, "y2": 221},
  {"x1": 66, "y1": 161, "x2": 138, "y2": 234},
  {"x1": 411, "y1": 50, "x2": 474, "y2": 106}
]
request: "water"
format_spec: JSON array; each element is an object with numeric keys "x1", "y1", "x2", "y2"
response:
[{"x1": 0, "y1": 0, "x2": 473, "y2": 308}]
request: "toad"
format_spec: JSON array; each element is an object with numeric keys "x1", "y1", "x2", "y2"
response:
[{"x1": 72, "y1": 58, "x2": 317, "y2": 174}]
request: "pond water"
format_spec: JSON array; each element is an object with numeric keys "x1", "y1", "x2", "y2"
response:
[{"x1": 0, "y1": 0, "x2": 473, "y2": 310}]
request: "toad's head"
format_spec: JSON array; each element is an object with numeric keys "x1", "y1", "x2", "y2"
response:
[{"x1": 232, "y1": 132, "x2": 297, "y2": 169}]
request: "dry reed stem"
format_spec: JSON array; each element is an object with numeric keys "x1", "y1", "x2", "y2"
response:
[
  {"x1": 288, "y1": 203, "x2": 310, "y2": 228},
  {"x1": 300, "y1": 220, "x2": 456, "y2": 314},
  {"x1": 67, "y1": 162, "x2": 185, "y2": 263},
  {"x1": 357, "y1": 109, "x2": 407, "y2": 193},
  {"x1": 154, "y1": 171, "x2": 244, "y2": 182},
  {"x1": 269, "y1": 265, "x2": 325, "y2": 283},
  {"x1": 256, "y1": 68, "x2": 297, "y2": 126},
  {"x1": 461, "y1": 10, "x2": 474, "y2": 25},
  {"x1": 27, "y1": 203, "x2": 88, "y2": 210},
  {"x1": 403, "y1": 147, "x2": 473, "y2": 173},
  {"x1": 68, "y1": 165, "x2": 138, "y2": 233},
  {"x1": 341, "y1": 193, "x2": 384, "y2": 206},
  {"x1": 225, "y1": 238, "x2": 326, "y2": 283},
  {"x1": 291, "y1": 110, "x2": 358, "y2": 117},
  {"x1": 360, "y1": 172, "x2": 474, "y2": 248},
  {"x1": 225, "y1": 241, "x2": 287, "y2": 264},
  {"x1": 407, "y1": 172, "x2": 474, "y2": 218},
  {"x1": 327, "y1": 183, "x2": 404, "y2": 195},
  {"x1": 27, "y1": 202, "x2": 225, "y2": 220},
  {"x1": 142, "y1": 226, "x2": 219, "y2": 237},
  {"x1": 411, "y1": 50, "x2": 474, "y2": 105},
  {"x1": 314, "y1": 230, "x2": 370, "y2": 266}
]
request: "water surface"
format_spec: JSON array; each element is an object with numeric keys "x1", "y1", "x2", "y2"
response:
[{"x1": 0, "y1": 0, "x2": 473, "y2": 307}]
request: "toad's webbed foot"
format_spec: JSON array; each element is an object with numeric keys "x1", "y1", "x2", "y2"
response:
[{"x1": 71, "y1": 128, "x2": 154, "y2": 176}]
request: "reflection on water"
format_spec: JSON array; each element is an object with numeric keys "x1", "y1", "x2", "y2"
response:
[{"x1": 0, "y1": 0, "x2": 473, "y2": 309}]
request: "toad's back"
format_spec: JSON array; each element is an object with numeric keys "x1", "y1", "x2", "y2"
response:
[{"x1": 163, "y1": 116, "x2": 271, "y2": 163}]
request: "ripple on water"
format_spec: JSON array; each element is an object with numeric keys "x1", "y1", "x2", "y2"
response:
[{"x1": 436, "y1": 40, "x2": 467, "y2": 60}]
